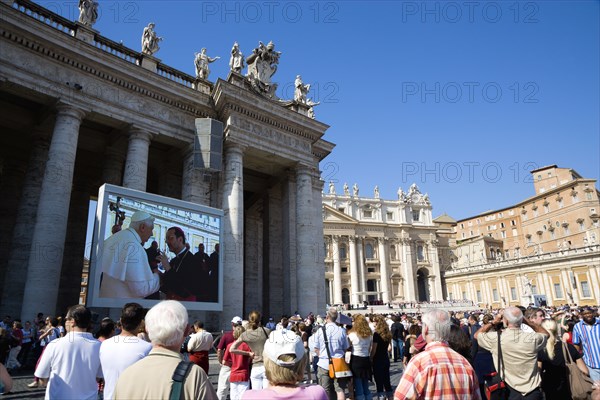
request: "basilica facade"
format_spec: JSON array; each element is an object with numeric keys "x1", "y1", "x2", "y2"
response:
[
  {"x1": 322, "y1": 183, "x2": 455, "y2": 305},
  {"x1": 0, "y1": 0, "x2": 333, "y2": 328}
]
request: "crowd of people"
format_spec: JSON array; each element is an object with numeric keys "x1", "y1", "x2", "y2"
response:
[{"x1": 0, "y1": 302, "x2": 599, "y2": 399}]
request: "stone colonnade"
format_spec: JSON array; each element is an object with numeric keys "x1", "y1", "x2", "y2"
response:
[{"x1": 1, "y1": 102, "x2": 217, "y2": 320}]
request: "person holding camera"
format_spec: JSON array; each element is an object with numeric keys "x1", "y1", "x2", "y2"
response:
[{"x1": 475, "y1": 307, "x2": 549, "y2": 400}]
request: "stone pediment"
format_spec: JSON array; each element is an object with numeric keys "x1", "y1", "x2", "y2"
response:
[{"x1": 323, "y1": 205, "x2": 357, "y2": 223}]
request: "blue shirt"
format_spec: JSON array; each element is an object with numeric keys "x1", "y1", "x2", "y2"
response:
[
  {"x1": 572, "y1": 317, "x2": 600, "y2": 368},
  {"x1": 312, "y1": 322, "x2": 348, "y2": 370}
]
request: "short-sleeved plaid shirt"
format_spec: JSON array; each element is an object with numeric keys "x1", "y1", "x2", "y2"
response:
[{"x1": 394, "y1": 341, "x2": 481, "y2": 400}]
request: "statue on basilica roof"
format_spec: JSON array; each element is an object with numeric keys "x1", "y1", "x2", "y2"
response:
[
  {"x1": 398, "y1": 187, "x2": 405, "y2": 202},
  {"x1": 374, "y1": 185, "x2": 380, "y2": 199},
  {"x1": 141, "y1": 23, "x2": 162, "y2": 56},
  {"x1": 246, "y1": 40, "x2": 281, "y2": 97},
  {"x1": 194, "y1": 48, "x2": 220, "y2": 80},
  {"x1": 343, "y1": 183, "x2": 350, "y2": 196},
  {"x1": 78, "y1": 0, "x2": 98, "y2": 26},
  {"x1": 404, "y1": 183, "x2": 430, "y2": 205},
  {"x1": 328, "y1": 181, "x2": 336, "y2": 195},
  {"x1": 352, "y1": 183, "x2": 359, "y2": 197},
  {"x1": 229, "y1": 42, "x2": 245, "y2": 73},
  {"x1": 294, "y1": 75, "x2": 310, "y2": 104}
]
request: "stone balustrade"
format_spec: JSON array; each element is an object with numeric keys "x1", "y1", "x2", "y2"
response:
[{"x1": 445, "y1": 244, "x2": 600, "y2": 276}]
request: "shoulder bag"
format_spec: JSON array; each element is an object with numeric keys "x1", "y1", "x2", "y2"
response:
[
  {"x1": 321, "y1": 325, "x2": 352, "y2": 379},
  {"x1": 561, "y1": 341, "x2": 593, "y2": 400},
  {"x1": 483, "y1": 330, "x2": 509, "y2": 400},
  {"x1": 170, "y1": 360, "x2": 193, "y2": 400}
]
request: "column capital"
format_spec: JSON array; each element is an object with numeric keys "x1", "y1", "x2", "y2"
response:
[
  {"x1": 348, "y1": 235, "x2": 356, "y2": 243},
  {"x1": 224, "y1": 141, "x2": 247, "y2": 154},
  {"x1": 55, "y1": 102, "x2": 87, "y2": 121},
  {"x1": 296, "y1": 163, "x2": 313, "y2": 175},
  {"x1": 128, "y1": 126, "x2": 154, "y2": 142}
]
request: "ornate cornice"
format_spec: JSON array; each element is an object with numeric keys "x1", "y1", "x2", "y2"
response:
[{"x1": 0, "y1": 15, "x2": 214, "y2": 118}]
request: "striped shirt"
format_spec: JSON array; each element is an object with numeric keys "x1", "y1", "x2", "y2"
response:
[
  {"x1": 572, "y1": 317, "x2": 600, "y2": 368},
  {"x1": 395, "y1": 341, "x2": 481, "y2": 400}
]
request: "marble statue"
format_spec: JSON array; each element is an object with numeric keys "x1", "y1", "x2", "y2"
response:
[
  {"x1": 194, "y1": 48, "x2": 220, "y2": 80},
  {"x1": 397, "y1": 187, "x2": 405, "y2": 201},
  {"x1": 294, "y1": 75, "x2": 310, "y2": 104},
  {"x1": 343, "y1": 183, "x2": 350, "y2": 196},
  {"x1": 308, "y1": 106, "x2": 315, "y2": 119},
  {"x1": 328, "y1": 181, "x2": 335, "y2": 195},
  {"x1": 374, "y1": 185, "x2": 380, "y2": 198},
  {"x1": 141, "y1": 23, "x2": 162, "y2": 56},
  {"x1": 78, "y1": 0, "x2": 98, "y2": 26},
  {"x1": 521, "y1": 275, "x2": 533, "y2": 297},
  {"x1": 229, "y1": 42, "x2": 244, "y2": 73},
  {"x1": 409, "y1": 183, "x2": 418, "y2": 195},
  {"x1": 352, "y1": 183, "x2": 359, "y2": 197},
  {"x1": 246, "y1": 40, "x2": 281, "y2": 96}
]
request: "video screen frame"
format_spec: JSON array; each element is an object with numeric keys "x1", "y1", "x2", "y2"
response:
[{"x1": 87, "y1": 184, "x2": 224, "y2": 311}]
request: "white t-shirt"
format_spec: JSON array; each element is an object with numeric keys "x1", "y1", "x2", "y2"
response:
[
  {"x1": 35, "y1": 332, "x2": 102, "y2": 400},
  {"x1": 100, "y1": 335, "x2": 152, "y2": 400},
  {"x1": 347, "y1": 332, "x2": 372, "y2": 357}
]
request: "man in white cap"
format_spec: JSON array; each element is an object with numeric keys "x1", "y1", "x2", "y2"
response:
[{"x1": 99, "y1": 210, "x2": 161, "y2": 298}]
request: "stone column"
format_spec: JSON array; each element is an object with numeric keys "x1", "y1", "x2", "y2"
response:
[
  {"x1": 378, "y1": 237, "x2": 391, "y2": 303},
  {"x1": 427, "y1": 276, "x2": 435, "y2": 301},
  {"x1": 181, "y1": 145, "x2": 210, "y2": 205},
  {"x1": 401, "y1": 238, "x2": 416, "y2": 301},
  {"x1": 122, "y1": 127, "x2": 152, "y2": 191},
  {"x1": 282, "y1": 170, "x2": 298, "y2": 313},
  {"x1": 222, "y1": 142, "x2": 244, "y2": 329},
  {"x1": 244, "y1": 214, "x2": 261, "y2": 313},
  {"x1": 0, "y1": 131, "x2": 50, "y2": 317},
  {"x1": 357, "y1": 237, "x2": 366, "y2": 297},
  {"x1": 0, "y1": 158, "x2": 26, "y2": 292},
  {"x1": 541, "y1": 271, "x2": 553, "y2": 305},
  {"x1": 588, "y1": 267, "x2": 600, "y2": 303},
  {"x1": 295, "y1": 164, "x2": 319, "y2": 314},
  {"x1": 428, "y1": 240, "x2": 444, "y2": 301},
  {"x1": 312, "y1": 174, "x2": 326, "y2": 312},
  {"x1": 331, "y1": 236, "x2": 342, "y2": 305},
  {"x1": 348, "y1": 236, "x2": 360, "y2": 305},
  {"x1": 397, "y1": 278, "x2": 405, "y2": 299},
  {"x1": 102, "y1": 146, "x2": 125, "y2": 185},
  {"x1": 268, "y1": 186, "x2": 284, "y2": 316},
  {"x1": 57, "y1": 181, "x2": 91, "y2": 313},
  {"x1": 21, "y1": 104, "x2": 86, "y2": 319}
]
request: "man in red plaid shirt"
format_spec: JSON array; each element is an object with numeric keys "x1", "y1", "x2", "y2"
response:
[{"x1": 394, "y1": 309, "x2": 481, "y2": 400}]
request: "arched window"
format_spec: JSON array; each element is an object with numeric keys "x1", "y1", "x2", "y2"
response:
[{"x1": 365, "y1": 243, "x2": 374, "y2": 259}]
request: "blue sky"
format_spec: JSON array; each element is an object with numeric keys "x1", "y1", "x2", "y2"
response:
[{"x1": 42, "y1": 0, "x2": 599, "y2": 220}]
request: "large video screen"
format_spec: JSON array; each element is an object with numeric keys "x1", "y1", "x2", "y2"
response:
[{"x1": 87, "y1": 184, "x2": 223, "y2": 311}]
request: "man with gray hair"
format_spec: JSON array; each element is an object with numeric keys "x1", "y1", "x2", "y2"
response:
[
  {"x1": 113, "y1": 300, "x2": 217, "y2": 399},
  {"x1": 475, "y1": 306, "x2": 548, "y2": 399},
  {"x1": 395, "y1": 309, "x2": 481, "y2": 399},
  {"x1": 313, "y1": 307, "x2": 350, "y2": 400},
  {"x1": 99, "y1": 211, "x2": 161, "y2": 298}
]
